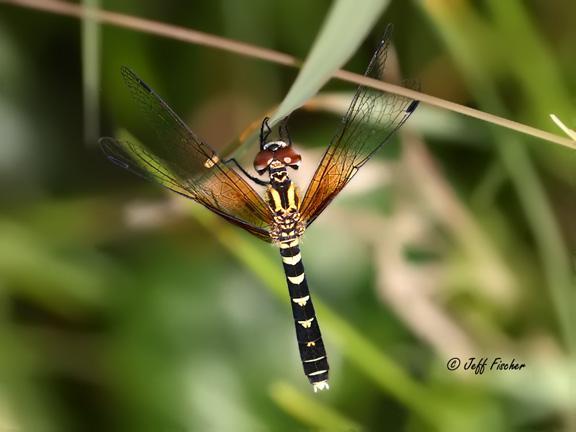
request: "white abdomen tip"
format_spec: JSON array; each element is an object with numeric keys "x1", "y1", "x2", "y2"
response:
[{"x1": 312, "y1": 380, "x2": 330, "y2": 392}]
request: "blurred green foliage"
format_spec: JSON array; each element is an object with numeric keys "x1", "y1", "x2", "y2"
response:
[{"x1": 0, "y1": 1, "x2": 575, "y2": 431}]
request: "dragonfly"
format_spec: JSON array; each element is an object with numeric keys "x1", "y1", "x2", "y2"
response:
[{"x1": 100, "y1": 25, "x2": 418, "y2": 392}]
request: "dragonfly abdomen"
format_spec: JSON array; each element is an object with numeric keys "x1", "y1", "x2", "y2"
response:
[{"x1": 280, "y1": 240, "x2": 329, "y2": 392}]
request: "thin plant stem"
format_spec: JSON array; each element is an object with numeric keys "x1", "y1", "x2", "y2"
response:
[{"x1": 1, "y1": 0, "x2": 575, "y2": 150}]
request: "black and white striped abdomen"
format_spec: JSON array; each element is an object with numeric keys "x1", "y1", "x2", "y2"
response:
[{"x1": 279, "y1": 240, "x2": 329, "y2": 391}]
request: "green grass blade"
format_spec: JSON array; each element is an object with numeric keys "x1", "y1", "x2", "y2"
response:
[
  {"x1": 0, "y1": 220, "x2": 105, "y2": 314},
  {"x1": 270, "y1": 381, "x2": 362, "y2": 432},
  {"x1": 188, "y1": 205, "x2": 456, "y2": 429},
  {"x1": 270, "y1": 0, "x2": 390, "y2": 123},
  {"x1": 419, "y1": 0, "x2": 576, "y2": 354},
  {"x1": 81, "y1": 0, "x2": 101, "y2": 145},
  {"x1": 486, "y1": 0, "x2": 573, "y2": 121}
]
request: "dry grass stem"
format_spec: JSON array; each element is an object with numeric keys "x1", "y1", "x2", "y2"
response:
[
  {"x1": 550, "y1": 114, "x2": 576, "y2": 141},
  {"x1": 2, "y1": 0, "x2": 575, "y2": 150}
]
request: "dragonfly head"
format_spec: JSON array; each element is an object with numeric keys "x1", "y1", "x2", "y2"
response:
[
  {"x1": 254, "y1": 145, "x2": 301, "y2": 175},
  {"x1": 254, "y1": 117, "x2": 301, "y2": 175}
]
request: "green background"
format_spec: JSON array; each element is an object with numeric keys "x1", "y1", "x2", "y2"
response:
[{"x1": 0, "y1": 0, "x2": 575, "y2": 431}]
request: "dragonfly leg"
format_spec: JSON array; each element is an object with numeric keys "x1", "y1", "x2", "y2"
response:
[
  {"x1": 278, "y1": 116, "x2": 292, "y2": 145},
  {"x1": 224, "y1": 158, "x2": 270, "y2": 186}
]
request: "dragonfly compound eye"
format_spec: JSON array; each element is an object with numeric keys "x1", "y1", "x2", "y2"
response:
[
  {"x1": 254, "y1": 149, "x2": 274, "y2": 175},
  {"x1": 275, "y1": 146, "x2": 302, "y2": 169}
]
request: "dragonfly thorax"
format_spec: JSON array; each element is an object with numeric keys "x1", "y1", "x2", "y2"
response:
[
  {"x1": 269, "y1": 164, "x2": 289, "y2": 185},
  {"x1": 265, "y1": 164, "x2": 305, "y2": 243}
]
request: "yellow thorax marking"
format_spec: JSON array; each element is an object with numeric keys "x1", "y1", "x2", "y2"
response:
[
  {"x1": 306, "y1": 341, "x2": 316, "y2": 347},
  {"x1": 268, "y1": 183, "x2": 300, "y2": 213},
  {"x1": 287, "y1": 183, "x2": 299, "y2": 211},
  {"x1": 268, "y1": 188, "x2": 283, "y2": 213}
]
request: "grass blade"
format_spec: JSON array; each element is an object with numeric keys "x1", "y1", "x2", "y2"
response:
[
  {"x1": 419, "y1": 0, "x2": 576, "y2": 354},
  {"x1": 2, "y1": 0, "x2": 574, "y2": 149},
  {"x1": 81, "y1": 0, "x2": 100, "y2": 145},
  {"x1": 270, "y1": 382, "x2": 362, "y2": 432},
  {"x1": 270, "y1": 0, "x2": 390, "y2": 123}
]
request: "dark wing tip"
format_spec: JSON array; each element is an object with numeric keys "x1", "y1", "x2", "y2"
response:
[
  {"x1": 406, "y1": 100, "x2": 420, "y2": 113},
  {"x1": 120, "y1": 66, "x2": 152, "y2": 93},
  {"x1": 98, "y1": 137, "x2": 131, "y2": 170},
  {"x1": 98, "y1": 136, "x2": 116, "y2": 152},
  {"x1": 378, "y1": 24, "x2": 394, "y2": 49},
  {"x1": 367, "y1": 25, "x2": 396, "y2": 80}
]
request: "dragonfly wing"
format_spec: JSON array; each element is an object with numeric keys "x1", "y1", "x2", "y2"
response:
[
  {"x1": 100, "y1": 137, "x2": 273, "y2": 242},
  {"x1": 300, "y1": 25, "x2": 419, "y2": 226},
  {"x1": 101, "y1": 67, "x2": 274, "y2": 242}
]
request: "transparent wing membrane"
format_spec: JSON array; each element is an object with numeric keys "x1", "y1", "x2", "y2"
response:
[
  {"x1": 101, "y1": 25, "x2": 419, "y2": 240},
  {"x1": 300, "y1": 25, "x2": 419, "y2": 226},
  {"x1": 100, "y1": 67, "x2": 274, "y2": 242}
]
